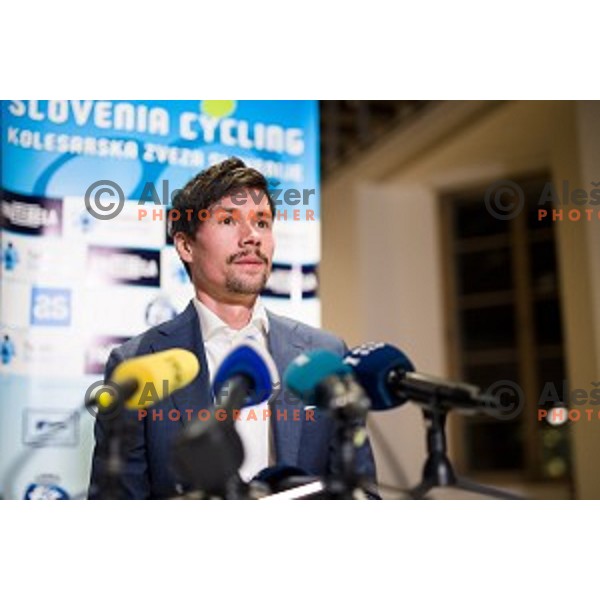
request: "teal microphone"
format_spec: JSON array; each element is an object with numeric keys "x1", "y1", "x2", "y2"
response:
[{"x1": 284, "y1": 350, "x2": 369, "y2": 417}]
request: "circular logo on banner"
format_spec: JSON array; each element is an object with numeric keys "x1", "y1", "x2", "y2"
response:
[{"x1": 24, "y1": 475, "x2": 70, "y2": 500}]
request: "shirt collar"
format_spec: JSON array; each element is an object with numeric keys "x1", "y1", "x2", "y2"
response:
[{"x1": 193, "y1": 296, "x2": 269, "y2": 341}]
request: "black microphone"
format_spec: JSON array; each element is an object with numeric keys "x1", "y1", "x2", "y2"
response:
[
  {"x1": 344, "y1": 342, "x2": 499, "y2": 413},
  {"x1": 172, "y1": 340, "x2": 277, "y2": 498}
]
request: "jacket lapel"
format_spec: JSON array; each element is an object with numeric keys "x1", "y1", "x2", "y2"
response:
[
  {"x1": 149, "y1": 302, "x2": 309, "y2": 464},
  {"x1": 266, "y1": 311, "x2": 307, "y2": 466},
  {"x1": 150, "y1": 301, "x2": 212, "y2": 423}
]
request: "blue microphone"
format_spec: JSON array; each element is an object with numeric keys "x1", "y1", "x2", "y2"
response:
[
  {"x1": 344, "y1": 342, "x2": 497, "y2": 413},
  {"x1": 343, "y1": 343, "x2": 415, "y2": 410},
  {"x1": 284, "y1": 350, "x2": 370, "y2": 418},
  {"x1": 212, "y1": 339, "x2": 279, "y2": 409}
]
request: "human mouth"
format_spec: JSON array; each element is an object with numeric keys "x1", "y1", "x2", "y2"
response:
[
  {"x1": 231, "y1": 253, "x2": 267, "y2": 266},
  {"x1": 234, "y1": 258, "x2": 264, "y2": 265}
]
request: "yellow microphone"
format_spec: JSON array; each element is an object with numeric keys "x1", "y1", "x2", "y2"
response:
[{"x1": 93, "y1": 349, "x2": 200, "y2": 411}]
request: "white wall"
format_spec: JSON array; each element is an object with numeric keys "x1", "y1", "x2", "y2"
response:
[{"x1": 321, "y1": 101, "x2": 600, "y2": 498}]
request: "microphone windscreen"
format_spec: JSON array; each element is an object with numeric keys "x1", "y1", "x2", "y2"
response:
[
  {"x1": 284, "y1": 350, "x2": 352, "y2": 404},
  {"x1": 173, "y1": 419, "x2": 245, "y2": 496},
  {"x1": 252, "y1": 465, "x2": 312, "y2": 492},
  {"x1": 112, "y1": 348, "x2": 200, "y2": 410},
  {"x1": 344, "y1": 343, "x2": 415, "y2": 410},
  {"x1": 212, "y1": 339, "x2": 278, "y2": 406}
]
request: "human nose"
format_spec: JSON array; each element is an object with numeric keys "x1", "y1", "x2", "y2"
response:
[{"x1": 238, "y1": 218, "x2": 261, "y2": 247}]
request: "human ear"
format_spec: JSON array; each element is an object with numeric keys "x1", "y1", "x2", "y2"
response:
[{"x1": 174, "y1": 232, "x2": 193, "y2": 261}]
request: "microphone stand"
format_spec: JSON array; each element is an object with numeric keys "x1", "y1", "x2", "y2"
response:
[
  {"x1": 102, "y1": 413, "x2": 127, "y2": 500},
  {"x1": 320, "y1": 376, "x2": 372, "y2": 500},
  {"x1": 409, "y1": 397, "x2": 522, "y2": 500},
  {"x1": 326, "y1": 421, "x2": 363, "y2": 499},
  {"x1": 171, "y1": 376, "x2": 249, "y2": 499},
  {"x1": 88, "y1": 379, "x2": 138, "y2": 500}
]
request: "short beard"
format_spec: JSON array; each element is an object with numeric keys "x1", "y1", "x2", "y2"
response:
[{"x1": 225, "y1": 270, "x2": 269, "y2": 295}]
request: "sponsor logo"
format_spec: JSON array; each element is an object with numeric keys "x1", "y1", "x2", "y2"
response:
[
  {"x1": 145, "y1": 296, "x2": 177, "y2": 327},
  {"x1": 263, "y1": 263, "x2": 318, "y2": 299},
  {"x1": 22, "y1": 409, "x2": 79, "y2": 446},
  {"x1": 85, "y1": 335, "x2": 130, "y2": 375},
  {"x1": 23, "y1": 475, "x2": 70, "y2": 500},
  {"x1": 1, "y1": 334, "x2": 16, "y2": 366},
  {"x1": 30, "y1": 287, "x2": 72, "y2": 326},
  {"x1": 2, "y1": 240, "x2": 20, "y2": 272},
  {"x1": 75, "y1": 209, "x2": 97, "y2": 233},
  {"x1": 1, "y1": 191, "x2": 63, "y2": 236},
  {"x1": 87, "y1": 246, "x2": 160, "y2": 287}
]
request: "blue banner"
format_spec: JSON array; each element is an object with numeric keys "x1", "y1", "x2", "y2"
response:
[{"x1": 0, "y1": 100, "x2": 320, "y2": 499}]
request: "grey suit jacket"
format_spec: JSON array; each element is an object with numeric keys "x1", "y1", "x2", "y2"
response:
[{"x1": 88, "y1": 301, "x2": 377, "y2": 499}]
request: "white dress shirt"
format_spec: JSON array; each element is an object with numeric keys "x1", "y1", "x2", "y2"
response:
[{"x1": 193, "y1": 297, "x2": 274, "y2": 482}]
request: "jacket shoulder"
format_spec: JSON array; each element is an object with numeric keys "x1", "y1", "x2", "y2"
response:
[
  {"x1": 112, "y1": 328, "x2": 155, "y2": 360},
  {"x1": 268, "y1": 312, "x2": 346, "y2": 355}
]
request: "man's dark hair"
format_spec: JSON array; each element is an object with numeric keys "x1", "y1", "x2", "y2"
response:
[{"x1": 169, "y1": 157, "x2": 274, "y2": 279}]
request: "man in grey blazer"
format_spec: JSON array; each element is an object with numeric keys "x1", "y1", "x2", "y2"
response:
[{"x1": 89, "y1": 157, "x2": 376, "y2": 499}]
